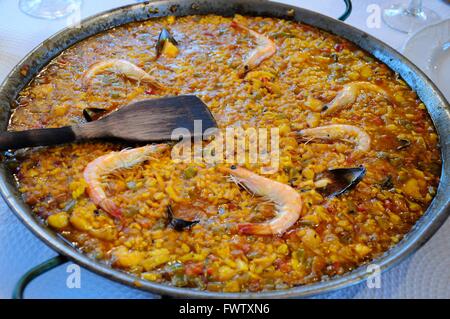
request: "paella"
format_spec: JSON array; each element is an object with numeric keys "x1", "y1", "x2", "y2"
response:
[{"x1": 5, "y1": 14, "x2": 441, "y2": 292}]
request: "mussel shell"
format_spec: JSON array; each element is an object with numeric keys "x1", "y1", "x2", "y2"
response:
[
  {"x1": 83, "y1": 108, "x2": 107, "y2": 122},
  {"x1": 166, "y1": 205, "x2": 199, "y2": 231},
  {"x1": 397, "y1": 139, "x2": 411, "y2": 150},
  {"x1": 379, "y1": 175, "x2": 394, "y2": 190},
  {"x1": 319, "y1": 166, "x2": 366, "y2": 197},
  {"x1": 155, "y1": 28, "x2": 178, "y2": 57}
]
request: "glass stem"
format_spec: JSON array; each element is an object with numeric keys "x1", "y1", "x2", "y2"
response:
[{"x1": 407, "y1": 0, "x2": 423, "y2": 16}]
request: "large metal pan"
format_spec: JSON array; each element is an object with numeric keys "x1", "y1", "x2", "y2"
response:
[{"x1": 0, "y1": 0, "x2": 448, "y2": 298}]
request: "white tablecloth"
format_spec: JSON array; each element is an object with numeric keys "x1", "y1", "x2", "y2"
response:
[{"x1": 0, "y1": 0, "x2": 449, "y2": 299}]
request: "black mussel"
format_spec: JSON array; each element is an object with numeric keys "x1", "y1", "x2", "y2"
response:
[
  {"x1": 63, "y1": 199, "x2": 77, "y2": 212},
  {"x1": 156, "y1": 28, "x2": 178, "y2": 58},
  {"x1": 83, "y1": 108, "x2": 107, "y2": 122},
  {"x1": 317, "y1": 166, "x2": 366, "y2": 197},
  {"x1": 1, "y1": 150, "x2": 19, "y2": 172},
  {"x1": 3, "y1": 150, "x2": 15, "y2": 158},
  {"x1": 167, "y1": 205, "x2": 199, "y2": 231},
  {"x1": 397, "y1": 139, "x2": 411, "y2": 150},
  {"x1": 3, "y1": 158, "x2": 19, "y2": 172},
  {"x1": 379, "y1": 175, "x2": 394, "y2": 190}
]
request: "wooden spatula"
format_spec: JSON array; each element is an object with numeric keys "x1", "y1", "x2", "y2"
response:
[{"x1": 0, "y1": 95, "x2": 217, "y2": 150}]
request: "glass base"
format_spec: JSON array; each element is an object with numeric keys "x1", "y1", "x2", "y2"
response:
[
  {"x1": 19, "y1": 0, "x2": 82, "y2": 20},
  {"x1": 383, "y1": 4, "x2": 441, "y2": 33}
]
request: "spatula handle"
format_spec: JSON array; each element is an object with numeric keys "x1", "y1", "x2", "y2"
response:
[{"x1": 0, "y1": 126, "x2": 76, "y2": 151}]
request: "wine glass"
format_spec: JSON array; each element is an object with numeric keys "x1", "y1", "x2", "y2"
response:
[
  {"x1": 383, "y1": 0, "x2": 441, "y2": 33},
  {"x1": 19, "y1": 0, "x2": 82, "y2": 20}
]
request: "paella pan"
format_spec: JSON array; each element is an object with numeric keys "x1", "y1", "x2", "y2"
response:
[{"x1": 0, "y1": 0, "x2": 448, "y2": 298}]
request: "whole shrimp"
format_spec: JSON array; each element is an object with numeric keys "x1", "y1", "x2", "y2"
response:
[
  {"x1": 322, "y1": 81, "x2": 392, "y2": 115},
  {"x1": 231, "y1": 21, "x2": 276, "y2": 77},
  {"x1": 221, "y1": 166, "x2": 302, "y2": 235},
  {"x1": 83, "y1": 144, "x2": 168, "y2": 219},
  {"x1": 297, "y1": 124, "x2": 371, "y2": 152},
  {"x1": 81, "y1": 59, "x2": 163, "y2": 89}
]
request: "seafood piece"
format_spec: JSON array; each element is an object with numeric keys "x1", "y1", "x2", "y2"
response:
[
  {"x1": 82, "y1": 107, "x2": 108, "y2": 122},
  {"x1": 81, "y1": 59, "x2": 162, "y2": 89},
  {"x1": 322, "y1": 81, "x2": 392, "y2": 115},
  {"x1": 297, "y1": 124, "x2": 371, "y2": 152},
  {"x1": 221, "y1": 165, "x2": 302, "y2": 235},
  {"x1": 231, "y1": 21, "x2": 276, "y2": 76},
  {"x1": 155, "y1": 28, "x2": 179, "y2": 58},
  {"x1": 397, "y1": 138, "x2": 411, "y2": 150},
  {"x1": 166, "y1": 205, "x2": 199, "y2": 231},
  {"x1": 316, "y1": 166, "x2": 366, "y2": 197},
  {"x1": 379, "y1": 175, "x2": 394, "y2": 190},
  {"x1": 83, "y1": 144, "x2": 168, "y2": 219}
]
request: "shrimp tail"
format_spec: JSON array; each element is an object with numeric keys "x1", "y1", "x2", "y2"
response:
[
  {"x1": 142, "y1": 76, "x2": 163, "y2": 89},
  {"x1": 230, "y1": 20, "x2": 242, "y2": 30},
  {"x1": 100, "y1": 198, "x2": 123, "y2": 219},
  {"x1": 85, "y1": 184, "x2": 123, "y2": 219},
  {"x1": 238, "y1": 223, "x2": 274, "y2": 235}
]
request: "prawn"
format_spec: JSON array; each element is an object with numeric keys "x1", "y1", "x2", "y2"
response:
[
  {"x1": 322, "y1": 81, "x2": 392, "y2": 115},
  {"x1": 221, "y1": 166, "x2": 302, "y2": 235},
  {"x1": 231, "y1": 21, "x2": 276, "y2": 77},
  {"x1": 83, "y1": 144, "x2": 168, "y2": 219},
  {"x1": 81, "y1": 59, "x2": 163, "y2": 89},
  {"x1": 297, "y1": 124, "x2": 371, "y2": 152}
]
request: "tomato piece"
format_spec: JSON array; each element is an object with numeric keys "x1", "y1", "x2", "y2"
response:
[
  {"x1": 350, "y1": 114, "x2": 362, "y2": 122},
  {"x1": 185, "y1": 262, "x2": 203, "y2": 276},
  {"x1": 373, "y1": 116, "x2": 384, "y2": 126},
  {"x1": 333, "y1": 261, "x2": 341, "y2": 270},
  {"x1": 334, "y1": 43, "x2": 344, "y2": 52},
  {"x1": 415, "y1": 126, "x2": 425, "y2": 133},
  {"x1": 357, "y1": 204, "x2": 367, "y2": 212},
  {"x1": 384, "y1": 199, "x2": 394, "y2": 211}
]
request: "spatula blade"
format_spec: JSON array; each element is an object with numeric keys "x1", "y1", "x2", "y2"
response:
[{"x1": 88, "y1": 95, "x2": 217, "y2": 143}]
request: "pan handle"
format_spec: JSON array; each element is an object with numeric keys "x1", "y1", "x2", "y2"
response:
[
  {"x1": 339, "y1": 0, "x2": 352, "y2": 21},
  {"x1": 12, "y1": 255, "x2": 68, "y2": 299}
]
